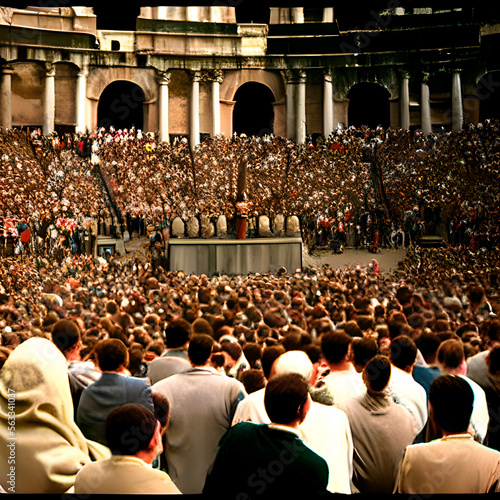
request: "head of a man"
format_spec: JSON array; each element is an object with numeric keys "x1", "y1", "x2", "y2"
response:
[
  {"x1": 51, "y1": 319, "x2": 81, "y2": 361},
  {"x1": 264, "y1": 372, "x2": 311, "y2": 426},
  {"x1": 428, "y1": 374, "x2": 474, "y2": 436},
  {"x1": 95, "y1": 338, "x2": 129, "y2": 372},
  {"x1": 362, "y1": 354, "x2": 392, "y2": 394},
  {"x1": 187, "y1": 333, "x2": 214, "y2": 366},
  {"x1": 105, "y1": 403, "x2": 163, "y2": 463}
]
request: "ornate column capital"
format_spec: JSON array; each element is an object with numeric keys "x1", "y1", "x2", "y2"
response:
[
  {"x1": 398, "y1": 68, "x2": 410, "y2": 80},
  {"x1": 212, "y1": 69, "x2": 224, "y2": 84},
  {"x1": 284, "y1": 69, "x2": 297, "y2": 84},
  {"x1": 156, "y1": 70, "x2": 172, "y2": 86},
  {"x1": 298, "y1": 70, "x2": 307, "y2": 83},
  {"x1": 422, "y1": 72, "x2": 430, "y2": 85},
  {"x1": 190, "y1": 70, "x2": 202, "y2": 82},
  {"x1": 2, "y1": 64, "x2": 13, "y2": 75},
  {"x1": 45, "y1": 62, "x2": 56, "y2": 77},
  {"x1": 324, "y1": 67, "x2": 333, "y2": 82}
]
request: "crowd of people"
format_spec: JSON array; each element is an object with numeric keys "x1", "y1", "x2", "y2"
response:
[
  {"x1": 0, "y1": 120, "x2": 500, "y2": 495},
  {"x1": 1, "y1": 120, "x2": 500, "y2": 260}
]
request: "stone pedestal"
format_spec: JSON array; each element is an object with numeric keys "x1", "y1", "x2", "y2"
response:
[{"x1": 286, "y1": 216, "x2": 301, "y2": 237}]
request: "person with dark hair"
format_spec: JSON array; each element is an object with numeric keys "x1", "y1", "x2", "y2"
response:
[
  {"x1": 239, "y1": 368, "x2": 266, "y2": 394},
  {"x1": 161, "y1": 318, "x2": 191, "y2": 359},
  {"x1": 151, "y1": 333, "x2": 247, "y2": 494},
  {"x1": 412, "y1": 330, "x2": 442, "y2": 397},
  {"x1": 51, "y1": 318, "x2": 101, "y2": 418},
  {"x1": 350, "y1": 336, "x2": 379, "y2": 373},
  {"x1": 203, "y1": 373, "x2": 329, "y2": 499},
  {"x1": 395, "y1": 375, "x2": 500, "y2": 493},
  {"x1": 435, "y1": 339, "x2": 488, "y2": 443},
  {"x1": 76, "y1": 338, "x2": 154, "y2": 446},
  {"x1": 317, "y1": 330, "x2": 365, "y2": 406},
  {"x1": 341, "y1": 355, "x2": 416, "y2": 493},
  {"x1": 74, "y1": 403, "x2": 180, "y2": 494},
  {"x1": 388, "y1": 335, "x2": 428, "y2": 435}
]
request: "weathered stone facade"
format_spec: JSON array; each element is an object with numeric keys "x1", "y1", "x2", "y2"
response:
[{"x1": 0, "y1": 5, "x2": 499, "y2": 141}]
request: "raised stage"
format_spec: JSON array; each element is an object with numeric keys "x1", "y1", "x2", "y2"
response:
[{"x1": 168, "y1": 237, "x2": 303, "y2": 276}]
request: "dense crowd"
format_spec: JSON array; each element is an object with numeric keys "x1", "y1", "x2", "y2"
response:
[{"x1": 0, "y1": 121, "x2": 500, "y2": 494}]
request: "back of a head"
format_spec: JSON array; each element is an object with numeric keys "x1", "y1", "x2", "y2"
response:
[
  {"x1": 240, "y1": 368, "x2": 266, "y2": 394},
  {"x1": 264, "y1": 372, "x2": 309, "y2": 425},
  {"x1": 95, "y1": 338, "x2": 129, "y2": 371},
  {"x1": 487, "y1": 344, "x2": 500, "y2": 375},
  {"x1": 106, "y1": 300, "x2": 120, "y2": 316},
  {"x1": 414, "y1": 330, "x2": 442, "y2": 364},
  {"x1": 188, "y1": 333, "x2": 214, "y2": 366},
  {"x1": 351, "y1": 336, "x2": 379, "y2": 368},
  {"x1": 363, "y1": 354, "x2": 392, "y2": 393},
  {"x1": 321, "y1": 330, "x2": 352, "y2": 364},
  {"x1": 273, "y1": 350, "x2": 313, "y2": 381},
  {"x1": 390, "y1": 334, "x2": 418, "y2": 371},
  {"x1": 165, "y1": 318, "x2": 191, "y2": 349},
  {"x1": 105, "y1": 403, "x2": 157, "y2": 455},
  {"x1": 192, "y1": 317, "x2": 214, "y2": 337},
  {"x1": 429, "y1": 374, "x2": 474, "y2": 434},
  {"x1": 51, "y1": 319, "x2": 81, "y2": 354},
  {"x1": 436, "y1": 338, "x2": 465, "y2": 371}
]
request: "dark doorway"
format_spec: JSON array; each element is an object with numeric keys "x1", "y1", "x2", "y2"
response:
[
  {"x1": 348, "y1": 83, "x2": 390, "y2": 129},
  {"x1": 97, "y1": 81, "x2": 145, "y2": 131},
  {"x1": 233, "y1": 82, "x2": 275, "y2": 137},
  {"x1": 478, "y1": 71, "x2": 500, "y2": 123}
]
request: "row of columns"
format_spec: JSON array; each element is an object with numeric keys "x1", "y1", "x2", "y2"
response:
[
  {"x1": 0, "y1": 62, "x2": 88, "y2": 136},
  {"x1": 400, "y1": 69, "x2": 463, "y2": 134},
  {"x1": 157, "y1": 69, "x2": 224, "y2": 147},
  {"x1": 0, "y1": 63, "x2": 465, "y2": 139}
]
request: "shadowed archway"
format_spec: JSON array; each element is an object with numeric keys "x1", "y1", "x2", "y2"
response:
[
  {"x1": 97, "y1": 80, "x2": 145, "y2": 131},
  {"x1": 348, "y1": 82, "x2": 390, "y2": 129},
  {"x1": 233, "y1": 82, "x2": 275, "y2": 137}
]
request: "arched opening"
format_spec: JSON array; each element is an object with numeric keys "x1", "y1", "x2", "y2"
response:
[
  {"x1": 348, "y1": 82, "x2": 390, "y2": 128},
  {"x1": 478, "y1": 71, "x2": 500, "y2": 123},
  {"x1": 233, "y1": 82, "x2": 275, "y2": 137},
  {"x1": 97, "y1": 81, "x2": 145, "y2": 131}
]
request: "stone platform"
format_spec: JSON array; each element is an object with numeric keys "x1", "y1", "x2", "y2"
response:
[{"x1": 168, "y1": 237, "x2": 303, "y2": 276}]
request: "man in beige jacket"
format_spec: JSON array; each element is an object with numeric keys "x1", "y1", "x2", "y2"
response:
[
  {"x1": 395, "y1": 374, "x2": 500, "y2": 494},
  {"x1": 74, "y1": 403, "x2": 180, "y2": 494}
]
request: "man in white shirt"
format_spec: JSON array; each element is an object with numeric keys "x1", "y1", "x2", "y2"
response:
[
  {"x1": 436, "y1": 338, "x2": 489, "y2": 442},
  {"x1": 388, "y1": 335, "x2": 428, "y2": 435}
]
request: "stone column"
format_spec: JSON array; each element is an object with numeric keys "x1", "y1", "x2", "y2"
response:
[
  {"x1": 420, "y1": 72, "x2": 432, "y2": 136},
  {"x1": 1, "y1": 65, "x2": 13, "y2": 129},
  {"x1": 190, "y1": 70, "x2": 201, "y2": 149},
  {"x1": 43, "y1": 62, "x2": 56, "y2": 136},
  {"x1": 157, "y1": 70, "x2": 171, "y2": 144},
  {"x1": 400, "y1": 71, "x2": 410, "y2": 130},
  {"x1": 75, "y1": 66, "x2": 87, "y2": 134},
  {"x1": 296, "y1": 70, "x2": 307, "y2": 144},
  {"x1": 323, "y1": 68, "x2": 334, "y2": 139},
  {"x1": 285, "y1": 70, "x2": 296, "y2": 142},
  {"x1": 212, "y1": 69, "x2": 224, "y2": 137},
  {"x1": 452, "y1": 69, "x2": 463, "y2": 132}
]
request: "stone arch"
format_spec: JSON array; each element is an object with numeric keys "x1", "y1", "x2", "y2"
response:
[
  {"x1": 233, "y1": 82, "x2": 275, "y2": 137},
  {"x1": 347, "y1": 82, "x2": 391, "y2": 128},
  {"x1": 220, "y1": 69, "x2": 286, "y2": 137},
  {"x1": 97, "y1": 80, "x2": 146, "y2": 131},
  {"x1": 86, "y1": 67, "x2": 158, "y2": 132}
]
